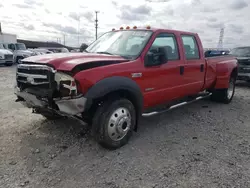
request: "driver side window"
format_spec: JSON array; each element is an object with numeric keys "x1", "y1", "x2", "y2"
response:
[
  {"x1": 149, "y1": 33, "x2": 179, "y2": 61},
  {"x1": 8, "y1": 44, "x2": 15, "y2": 51}
]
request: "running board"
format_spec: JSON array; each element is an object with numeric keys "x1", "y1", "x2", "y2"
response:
[{"x1": 142, "y1": 93, "x2": 212, "y2": 117}]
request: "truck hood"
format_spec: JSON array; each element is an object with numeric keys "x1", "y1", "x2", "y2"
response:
[
  {"x1": 0, "y1": 49, "x2": 13, "y2": 55},
  {"x1": 22, "y1": 53, "x2": 129, "y2": 71}
]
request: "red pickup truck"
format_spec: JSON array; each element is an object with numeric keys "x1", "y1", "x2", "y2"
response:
[{"x1": 15, "y1": 27, "x2": 238, "y2": 149}]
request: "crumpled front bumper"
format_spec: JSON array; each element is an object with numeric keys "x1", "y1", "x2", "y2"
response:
[{"x1": 14, "y1": 86, "x2": 87, "y2": 116}]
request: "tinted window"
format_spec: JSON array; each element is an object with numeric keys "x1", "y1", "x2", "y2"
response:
[
  {"x1": 8, "y1": 44, "x2": 15, "y2": 50},
  {"x1": 149, "y1": 33, "x2": 179, "y2": 60},
  {"x1": 181, "y1": 35, "x2": 200, "y2": 59}
]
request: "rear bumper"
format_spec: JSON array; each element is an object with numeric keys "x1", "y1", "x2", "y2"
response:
[{"x1": 14, "y1": 86, "x2": 87, "y2": 116}]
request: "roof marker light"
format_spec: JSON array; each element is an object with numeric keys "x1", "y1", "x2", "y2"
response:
[
  {"x1": 126, "y1": 26, "x2": 130, "y2": 29},
  {"x1": 146, "y1": 25, "x2": 151, "y2": 29},
  {"x1": 120, "y1": 27, "x2": 124, "y2": 30},
  {"x1": 112, "y1": 28, "x2": 115, "y2": 31},
  {"x1": 133, "y1": 26, "x2": 137, "y2": 29}
]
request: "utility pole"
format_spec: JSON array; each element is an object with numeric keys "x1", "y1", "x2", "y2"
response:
[
  {"x1": 63, "y1": 34, "x2": 66, "y2": 45},
  {"x1": 217, "y1": 27, "x2": 225, "y2": 50},
  {"x1": 78, "y1": 16, "x2": 80, "y2": 46},
  {"x1": 95, "y1": 11, "x2": 99, "y2": 40}
]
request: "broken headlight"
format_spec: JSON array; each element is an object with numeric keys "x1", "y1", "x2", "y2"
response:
[{"x1": 55, "y1": 72, "x2": 78, "y2": 97}]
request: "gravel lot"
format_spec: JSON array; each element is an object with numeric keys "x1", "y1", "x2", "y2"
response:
[{"x1": 1, "y1": 65, "x2": 250, "y2": 188}]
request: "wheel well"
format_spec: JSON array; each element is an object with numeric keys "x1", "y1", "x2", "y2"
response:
[
  {"x1": 231, "y1": 67, "x2": 238, "y2": 79},
  {"x1": 89, "y1": 89, "x2": 142, "y2": 131}
]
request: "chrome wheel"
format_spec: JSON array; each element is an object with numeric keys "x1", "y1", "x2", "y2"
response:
[
  {"x1": 18, "y1": 58, "x2": 22, "y2": 64},
  {"x1": 107, "y1": 107, "x2": 131, "y2": 141},
  {"x1": 227, "y1": 78, "x2": 234, "y2": 99}
]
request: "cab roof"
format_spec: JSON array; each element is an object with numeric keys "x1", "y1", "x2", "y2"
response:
[{"x1": 111, "y1": 27, "x2": 198, "y2": 36}]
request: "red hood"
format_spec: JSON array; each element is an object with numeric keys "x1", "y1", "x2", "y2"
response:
[{"x1": 23, "y1": 53, "x2": 128, "y2": 71}]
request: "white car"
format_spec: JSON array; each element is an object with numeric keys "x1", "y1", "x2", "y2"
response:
[
  {"x1": 0, "y1": 43, "x2": 14, "y2": 66},
  {"x1": 4, "y1": 43, "x2": 36, "y2": 64}
]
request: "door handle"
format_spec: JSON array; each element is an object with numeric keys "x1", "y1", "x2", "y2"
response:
[
  {"x1": 180, "y1": 66, "x2": 184, "y2": 75},
  {"x1": 200, "y1": 64, "x2": 204, "y2": 72}
]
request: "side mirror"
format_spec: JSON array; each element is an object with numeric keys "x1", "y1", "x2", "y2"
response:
[{"x1": 144, "y1": 47, "x2": 168, "y2": 67}]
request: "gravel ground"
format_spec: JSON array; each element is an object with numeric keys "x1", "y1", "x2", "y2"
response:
[{"x1": 1, "y1": 65, "x2": 250, "y2": 188}]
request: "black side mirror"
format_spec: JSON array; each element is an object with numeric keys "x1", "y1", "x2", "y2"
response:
[{"x1": 145, "y1": 47, "x2": 168, "y2": 67}]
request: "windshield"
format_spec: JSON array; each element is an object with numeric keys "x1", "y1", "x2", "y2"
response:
[
  {"x1": 0, "y1": 44, "x2": 5, "y2": 49},
  {"x1": 86, "y1": 30, "x2": 153, "y2": 59},
  {"x1": 230, "y1": 47, "x2": 250, "y2": 57},
  {"x1": 16, "y1": 43, "x2": 27, "y2": 50}
]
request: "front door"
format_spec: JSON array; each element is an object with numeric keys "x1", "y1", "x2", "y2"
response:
[
  {"x1": 181, "y1": 35, "x2": 205, "y2": 95},
  {"x1": 141, "y1": 33, "x2": 186, "y2": 108}
]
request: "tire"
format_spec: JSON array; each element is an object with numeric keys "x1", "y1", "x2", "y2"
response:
[
  {"x1": 92, "y1": 98, "x2": 136, "y2": 150},
  {"x1": 16, "y1": 56, "x2": 23, "y2": 64},
  {"x1": 4, "y1": 63, "x2": 13, "y2": 66},
  {"x1": 210, "y1": 76, "x2": 236, "y2": 104}
]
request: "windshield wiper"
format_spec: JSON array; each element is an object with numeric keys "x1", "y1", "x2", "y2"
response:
[{"x1": 96, "y1": 51, "x2": 113, "y2": 55}]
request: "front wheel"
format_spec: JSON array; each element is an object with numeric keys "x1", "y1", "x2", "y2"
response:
[
  {"x1": 210, "y1": 76, "x2": 236, "y2": 104},
  {"x1": 16, "y1": 56, "x2": 23, "y2": 64},
  {"x1": 92, "y1": 98, "x2": 136, "y2": 150}
]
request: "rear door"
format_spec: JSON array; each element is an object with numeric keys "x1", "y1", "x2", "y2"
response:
[{"x1": 181, "y1": 35, "x2": 205, "y2": 95}]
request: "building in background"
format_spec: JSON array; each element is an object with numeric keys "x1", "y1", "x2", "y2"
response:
[
  {"x1": 17, "y1": 39, "x2": 76, "y2": 51},
  {"x1": 0, "y1": 33, "x2": 17, "y2": 43}
]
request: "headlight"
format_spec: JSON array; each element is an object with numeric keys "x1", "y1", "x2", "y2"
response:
[{"x1": 55, "y1": 72, "x2": 78, "y2": 97}]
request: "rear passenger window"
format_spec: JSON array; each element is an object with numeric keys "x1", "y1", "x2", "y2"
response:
[
  {"x1": 181, "y1": 35, "x2": 200, "y2": 59},
  {"x1": 149, "y1": 33, "x2": 179, "y2": 60}
]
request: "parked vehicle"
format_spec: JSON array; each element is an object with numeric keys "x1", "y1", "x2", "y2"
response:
[
  {"x1": 38, "y1": 47, "x2": 69, "y2": 53},
  {"x1": 4, "y1": 43, "x2": 36, "y2": 63},
  {"x1": 230, "y1": 46, "x2": 250, "y2": 82},
  {"x1": 14, "y1": 26, "x2": 238, "y2": 149},
  {"x1": 0, "y1": 43, "x2": 14, "y2": 66},
  {"x1": 204, "y1": 50, "x2": 230, "y2": 57},
  {"x1": 28, "y1": 48, "x2": 54, "y2": 55}
]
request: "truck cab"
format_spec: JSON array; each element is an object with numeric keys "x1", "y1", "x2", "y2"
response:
[
  {"x1": 5, "y1": 43, "x2": 35, "y2": 64},
  {"x1": 0, "y1": 43, "x2": 14, "y2": 66},
  {"x1": 230, "y1": 46, "x2": 250, "y2": 82},
  {"x1": 14, "y1": 26, "x2": 238, "y2": 149}
]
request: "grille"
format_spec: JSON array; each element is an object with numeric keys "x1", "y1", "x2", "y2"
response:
[
  {"x1": 16, "y1": 64, "x2": 56, "y2": 85},
  {"x1": 238, "y1": 66, "x2": 250, "y2": 73},
  {"x1": 4, "y1": 54, "x2": 13, "y2": 60},
  {"x1": 238, "y1": 59, "x2": 250, "y2": 65}
]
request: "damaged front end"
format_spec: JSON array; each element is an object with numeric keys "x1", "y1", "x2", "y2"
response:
[{"x1": 14, "y1": 63, "x2": 87, "y2": 118}]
